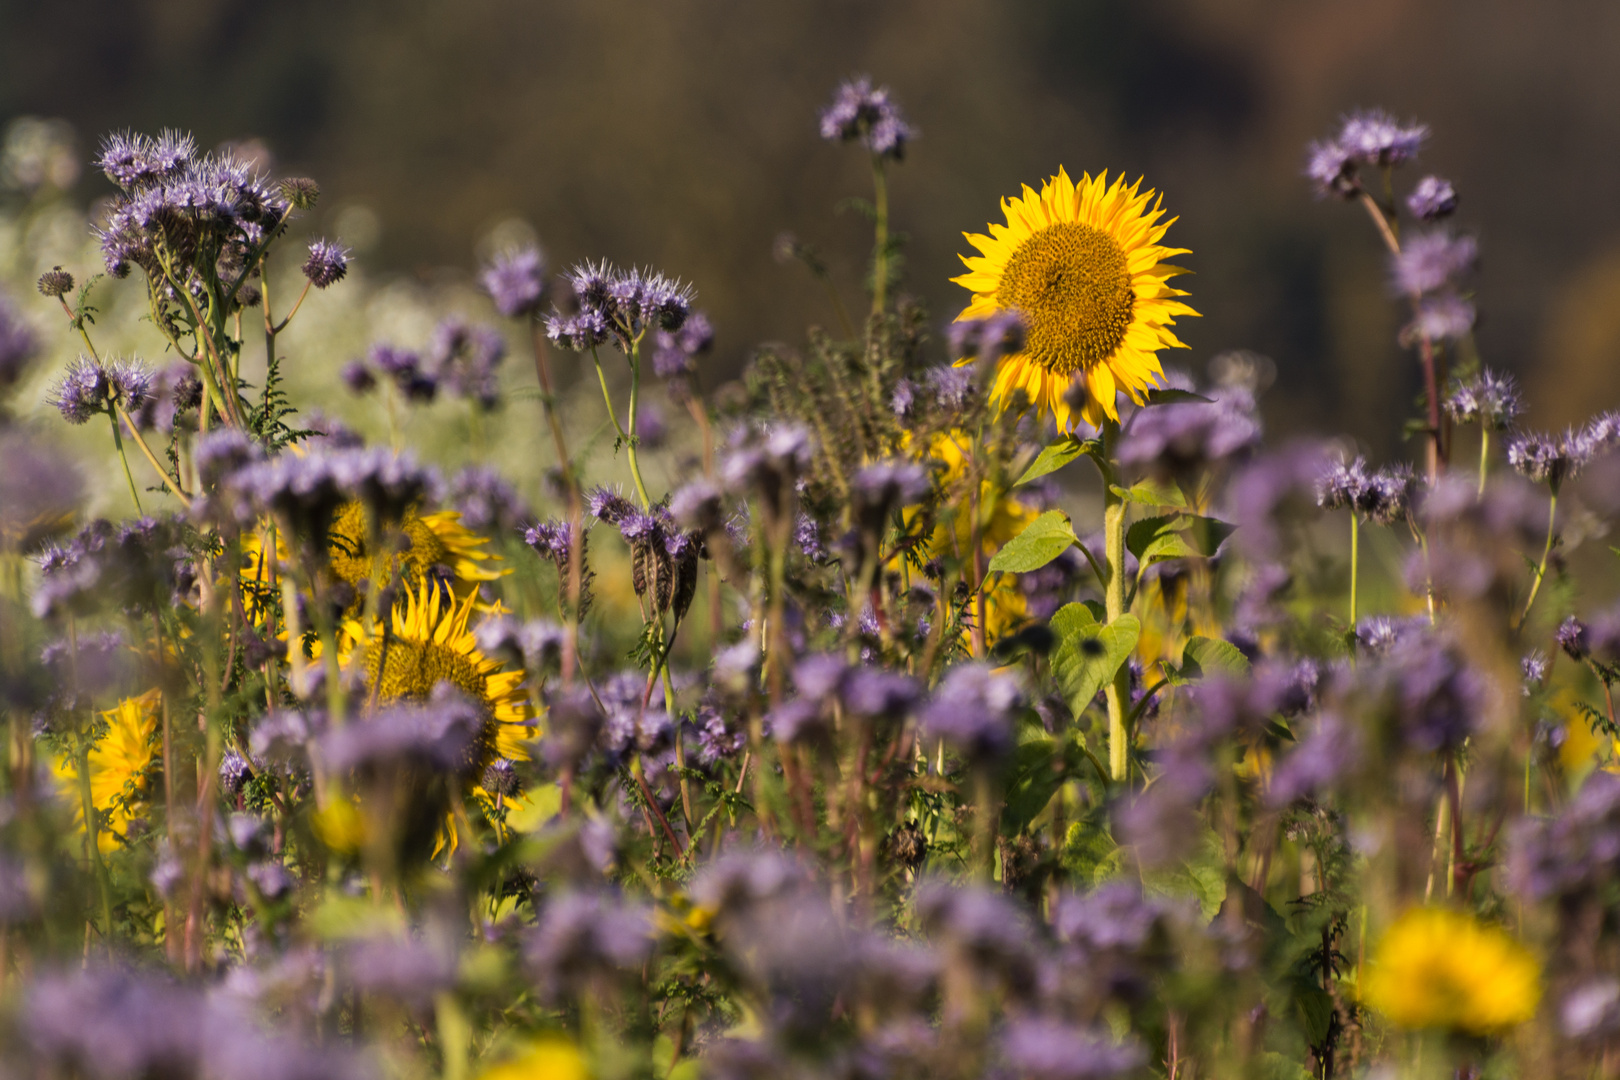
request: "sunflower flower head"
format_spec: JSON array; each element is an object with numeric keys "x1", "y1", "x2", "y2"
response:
[
  {"x1": 1362, "y1": 907, "x2": 1540, "y2": 1035},
  {"x1": 953, "y1": 168, "x2": 1197, "y2": 430}
]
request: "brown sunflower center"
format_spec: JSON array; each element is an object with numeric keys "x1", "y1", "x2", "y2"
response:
[
  {"x1": 996, "y1": 221, "x2": 1134, "y2": 376},
  {"x1": 367, "y1": 638, "x2": 498, "y2": 769}
]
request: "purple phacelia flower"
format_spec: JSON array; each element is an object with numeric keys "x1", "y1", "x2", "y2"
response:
[
  {"x1": 1304, "y1": 139, "x2": 1357, "y2": 199},
  {"x1": 652, "y1": 310, "x2": 714, "y2": 378},
  {"x1": 1337, "y1": 108, "x2": 1427, "y2": 167},
  {"x1": 586, "y1": 486, "x2": 637, "y2": 525},
  {"x1": 300, "y1": 238, "x2": 349, "y2": 289},
  {"x1": 1408, "y1": 294, "x2": 1475, "y2": 342},
  {"x1": 482, "y1": 245, "x2": 549, "y2": 318},
  {"x1": 0, "y1": 291, "x2": 39, "y2": 389},
  {"x1": 1406, "y1": 175, "x2": 1458, "y2": 220},
  {"x1": 920, "y1": 663, "x2": 1023, "y2": 764},
  {"x1": 448, "y1": 465, "x2": 529, "y2": 534},
  {"x1": 1558, "y1": 616, "x2": 1591, "y2": 661},
  {"x1": 819, "y1": 76, "x2": 915, "y2": 161},
  {"x1": 1392, "y1": 229, "x2": 1478, "y2": 295},
  {"x1": 1445, "y1": 368, "x2": 1522, "y2": 429},
  {"x1": 948, "y1": 309, "x2": 1025, "y2": 362},
  {"x1": 996, "y1": 1018, "x2": 1146, "y2": 1080}
]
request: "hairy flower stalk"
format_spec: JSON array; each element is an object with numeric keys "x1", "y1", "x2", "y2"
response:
[{"x1": 1101, "y1": 421, "x2": 1131, "y2": 781}]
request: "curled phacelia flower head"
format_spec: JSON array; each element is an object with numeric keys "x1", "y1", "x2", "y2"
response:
[
  {"x1": 546, "y1": 261, "x2": 693, "y2": 351},
  {"x1": 301, "y1": 239, "x2": 350, "y2": 289},
  {"x1": 948, "y1": 310, "x2": 1026, "y2": 363},
  {"x1": 1408, "y1": 294, "x2": 1476, "y2": 343},
  {"x1": 652, "y1": 310, "x2": 714, "y2": 378},
  {"x1": 1406, "y1": 175, "x2": 1458, "y2": 221},
  {"x1": 1557, "y1": 616, "x2": 1590, "y2": 661},
  {"x1": 1305, "y1": 139, "x2": 1358, "y2": 199},
  {"x1": 819, "y1": 76, "x2": 915, "y2": 161}
]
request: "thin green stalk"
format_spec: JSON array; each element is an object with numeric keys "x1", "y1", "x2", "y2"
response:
[
  {"x1": 77, "y1": 739, "x2": 115, "y2": 948},
  {"x1": 1349, "y1": 513, "x2": 1360, "y2": 629},
  {"x1": 1100, "y1": 421, "x2": 1131, "y2": 781},
  {"x1": 1478, "y1": 426, "x2": 1491, "y2": 496},
  {"x1": 107, "y1": 410, "x2": 144, "y2": 514},
  {"x1": 1517, "y1": 488, "x2": 1559, "y2": 630},
  {"x1": 624, "y1": 337, "x2": 653, "y2": 510},
  {"x1": 870, "y1": 157, "x2": 889, "y2": 317}
]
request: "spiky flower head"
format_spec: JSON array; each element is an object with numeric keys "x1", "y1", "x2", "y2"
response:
[
  {"x1": 1408, "y1": 294, "x2": 1475, "y2": 342},
  {"x1": 301, "y1": 239, "x2": 350, "y2": 289},
  {"x1": 279, "y1": 176, "x2": 320, "y2": 210},
  {"x1": 1445, "y1": 369, "x2": 1522, "y2": 429},
  {"x1": 36, "y1": 266, "x2": 74, "y2": 299},
  {"x1": 1406, "y1": 175, "x2": 1458, "y2": 221},
  {"x1": 819, "y1": 76, "x2": 915, "y2": 161}
]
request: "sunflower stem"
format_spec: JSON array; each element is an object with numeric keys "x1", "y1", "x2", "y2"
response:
[{"x1": 1100, "y1": 420, "x2": 1131, "y2": 782}]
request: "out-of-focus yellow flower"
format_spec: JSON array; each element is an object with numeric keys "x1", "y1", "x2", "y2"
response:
[
  {"x1": 1363, "y1": 907, "x2": 1540, "y2": 1034},
  {"x1": 477, "y1": 1038, "x2": 588, "y2": 1080},
  {"x1": 912, "y1": 430, "x2": 1036, "y2": 645},
  {"x1": 53, "y1": 689, "x2": 161, "y2": 853}
]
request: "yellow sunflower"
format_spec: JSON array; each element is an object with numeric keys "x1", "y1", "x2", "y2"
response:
[
  {"x1": 1362, "y1": 907, "x2": 1541, "y2": 1034},
  {"x1": 953, "y1": 167, "x2": 1198, "y2": 430},
  {"x1": 240, "y1": 502, "x2": 506, "y2": 621},
  {"x1": 53, "y1": 689, "x2": 161, "y2": 852},
  {"x1": 345, "y1": 577, "x2": 535, "y2": 771}
]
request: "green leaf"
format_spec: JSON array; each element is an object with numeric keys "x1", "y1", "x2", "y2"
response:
[
  {"x1": 1016, "y1": 435, "x2": 1099, "y2": 486},
  {"x1": 1109, "y1": 479, "x2": 1188, "y2": 508},
  {"x1": 988, "y1": 510, "x2": 1078, "y2": 574},
  {"x1": 1165, "y1": 635, "x2": 1252, "y2": 686},
  {"x1": 1126, "y1": 513, "x2": 1235, "y2": 569},
  {"x1": 1142, "y1": 387, "x2": 1213, "y2": 406},
  {"x1": 1140, "y1": 825, "x2": 1228, "y2": 921},
  {"x1": 1050, "y1": 603, "x2": 1141, "y2": 717},
  {"x1": 1001, "y1": 734, "x2": 1065, "y2": 833}
]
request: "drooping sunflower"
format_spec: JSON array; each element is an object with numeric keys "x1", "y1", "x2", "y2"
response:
[
  {"x1": 953, "y1": 168, "x2": 1198, "y2": 430},
  {"x1": 53, "y1": 688, "x2": 161, "y2": 852},
  {"x1": 345, "y1": 577, "x2": 535, "y2": 772}
]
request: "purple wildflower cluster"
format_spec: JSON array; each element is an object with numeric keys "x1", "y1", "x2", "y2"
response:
[
  {"x1": 482, "y1": 244, "x2": 549, "y2": 318},
  {"x1": 819, "y1": 76, "x2": 915, "y2": 160},
  {"x1": 1306, "y1": 108, "x2": 1428, "y2": 198},
  {"x1": 1316, "y1": 455, "x2": 1416, "y2": 524},
  {"x1": 91, "y1": 131, "x2": 289, "y2": 280},
  {"x1": 544, "y1": 261, "x2": 694, "y2": 352}
]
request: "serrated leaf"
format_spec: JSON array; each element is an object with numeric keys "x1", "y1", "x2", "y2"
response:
[
  {"x1": 1050, "y1": 603, "x2": 1140, "y2": 718},
  {"x1": 988, "y1": 510, "x2": 1078, "y2": 574},
  {"x1": 1142, "y1": 387, "x2": 1213, "y2": 406},
  {"x1": 1016, "y1": 435, "x2": 1099, "y2": 486},
  {"x1": 1109, "y1": 479, "x2": 1188, "y2": 508},
  {"x1": 1127, "y1": 513, "x2": 1234, "y2": 568}
]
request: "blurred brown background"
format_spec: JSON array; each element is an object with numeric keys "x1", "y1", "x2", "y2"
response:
[{"x1": 4, "y1": 0, "x2": 1617, "y2": 454}]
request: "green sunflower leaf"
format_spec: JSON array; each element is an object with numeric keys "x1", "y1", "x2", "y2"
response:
[
  {"x1": 1126, "y1": 513, "x2": 1235, "y2": 569},
  {"x1": 988, "y1": 510, "x2": 1079, "y2": 574},
  {"x1": 1109, "y1": 479, "x2": 1188, "y2": 508},
  {"x1": 1165, "y1": 634, "x2": 1252, "y2": 686},
  {"x1": 1016, "y1": 434, "x2": 1099, "y2": 486},
  {"x1": 1049, "y1": 603, "x2": 1141, "y2": 717}
]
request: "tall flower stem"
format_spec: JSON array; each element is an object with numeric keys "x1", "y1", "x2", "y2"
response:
[
  {"x1": 107, "y1": 410, "x2": 143, "y2": 513},
  {"x1": 1478, "y1": 426, "x2": 1491, "y2": 496},
  {"x1": 1100, "y1": 420, "x2": 1131, "y2": 781},
  {"x1": 1348, "y1": 513, "x2": 1360, "y2": 629},
  {"x1": 1517, "y1": 488, "x2": 1559, "y2": 630},
  {"x1": 870, "y1": 157, "x2": 889, "y2": 317}
]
